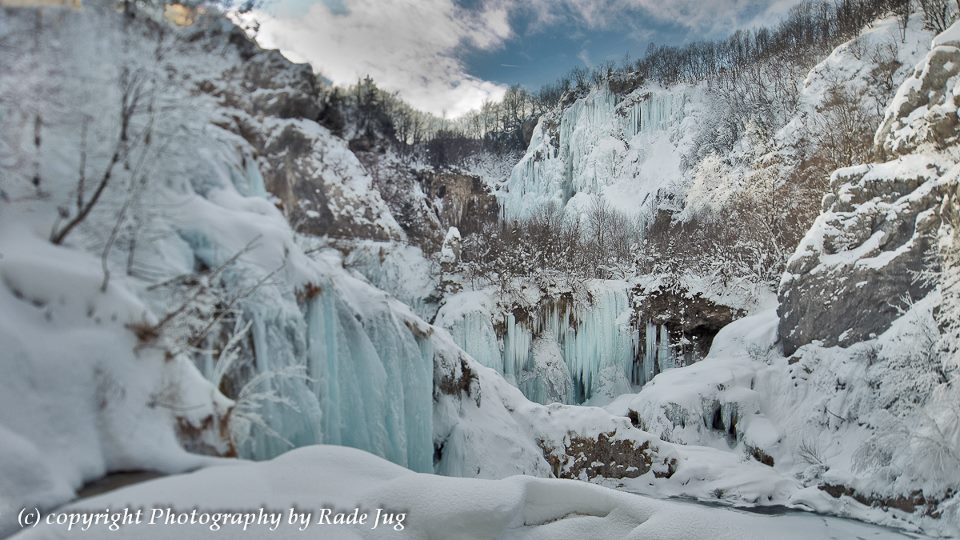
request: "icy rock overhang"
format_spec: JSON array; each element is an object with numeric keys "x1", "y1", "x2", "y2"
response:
[{"x1": 778, "y1": 22, "x2": 960, "y2": 355}]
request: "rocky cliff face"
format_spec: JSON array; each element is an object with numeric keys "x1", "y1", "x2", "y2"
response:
[
  {"x1": 193, "y1": 22, "x2": 403, "y2": 241},
  {"x1": 778, "y1": 24, "x2": 960, "y2": 355},
  {"x1": 632, "y1": 283, "x2": 745, "y2": 364},
  {"x1": 361, "y1": 163, "x2": 498, "y2": 251}
]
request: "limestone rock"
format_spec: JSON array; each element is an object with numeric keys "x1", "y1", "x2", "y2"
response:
[{"x1": 779, "y1": 23, "x2": 960, "y2": 355}]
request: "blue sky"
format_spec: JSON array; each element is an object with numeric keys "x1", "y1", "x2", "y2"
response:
[
  {"x1": 459, "y1": 10, "x2": 687, "y2": 91},
  {"x1": 245, "y1": 0, "x2": 801, "y2": 117}
]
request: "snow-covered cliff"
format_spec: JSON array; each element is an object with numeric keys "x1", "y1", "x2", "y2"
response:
[{"x1": 501, "y1": 15, "x2": 932, "y2": 233}]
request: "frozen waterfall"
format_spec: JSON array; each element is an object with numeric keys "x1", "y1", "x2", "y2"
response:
[
  {"x1": 304, "y1": 290, "x2": 434, "y2": 473},
  {"x1": 437, "y1": 283, "x2": 679, "y2": 405},
  {"x1": 500, "y1": 86, "x2": 688, "y2": 222},
  {"x1": 186, "y1": 147, "x2": 435, "y2": 473}
]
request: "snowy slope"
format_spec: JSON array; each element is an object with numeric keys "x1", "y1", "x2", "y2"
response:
[
  {"x1": 609, "y1": 302, "x2": 958, "y2": 536},
  {"x1": 502, "y1": 15, "x2": 932, "y2": 228}
]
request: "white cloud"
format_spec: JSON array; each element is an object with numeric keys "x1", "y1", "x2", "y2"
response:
[
  {"x1": 246, "y1": 0, "x2": 511, "y2": 117},
  {"x1": 624, "y1": 0, "x2": 801, "y2": 34},
  {"x1": 576, "y1": 48, "x2": 592, "y2": 68},
  {"x1": 245, "y1": 0, "x2": 802, "y2": 117},
  {"x1": 519, "y1": 0, "x2": 801, "y2": 36}
]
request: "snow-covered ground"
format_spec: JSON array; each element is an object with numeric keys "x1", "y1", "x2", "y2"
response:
[
  {"x1": 9, "y1": 445, "x2": 932, "y2": 540},
  {"x1": 606, "y1": 300, "x2": 958, "y2": 535}
]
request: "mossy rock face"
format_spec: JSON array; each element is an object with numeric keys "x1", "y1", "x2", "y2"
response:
[
  {"x1": 539, "y1": 431, "x2": 676, "y2": 481},
  {"x1": 818, "y1": 484, "x2": 951, "y2": 517}
]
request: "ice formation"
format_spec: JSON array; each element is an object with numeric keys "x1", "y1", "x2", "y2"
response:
[
  {"x1": 176, "y1": 164, "x2": 439, "y2": 472},
  {"x1": 303, "y1": 283, "x2": 434, "y2": 473},
  {"x1": 500, "y1": 86, "x2": 691, "y2": 222},
  {"x1": 0, "y1": 2, "x2": 440, "y2": 481},
  {"x1": 436, "y1": 283, "x2": 679, "y2": 404},
  {"x1": 343, "y1": 241, "x2": 439, "y2": 321}
]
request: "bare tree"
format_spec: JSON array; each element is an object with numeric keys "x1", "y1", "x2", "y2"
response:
[
  {"x1": 919, "y1": 0, "x2": 955, "y2": 32},
  {"x1": 50, "y1": 67, "x2": 153, "y2": 246},
  {"x1": 811, "y1": 81, "x2": 879, "y2": 170},
  {"x1": 586, "y1": 195, "x2": 612, "y2": 263},
  {"x1": 895, "y1": 0, "x2": 912, "y2": 42}
]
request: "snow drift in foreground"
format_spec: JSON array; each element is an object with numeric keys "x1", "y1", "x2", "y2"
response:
[{"x1": 10, "y1": 445, "x2": 928, "y2": 540}]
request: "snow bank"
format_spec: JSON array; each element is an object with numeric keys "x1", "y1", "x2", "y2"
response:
[
  {"x1": 0, "y1": 210, "x2": 231, "y2": 538},
  {"x1": 10, "y1": 445, "x2": 922, "y2": 540},
  {"x1": 609, "y1": 298, "x2": 959, "y2": 535}
]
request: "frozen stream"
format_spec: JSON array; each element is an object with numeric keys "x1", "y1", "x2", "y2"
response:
[{"x1": 643, "y1": 495, "x2": 936, "y2": 539}]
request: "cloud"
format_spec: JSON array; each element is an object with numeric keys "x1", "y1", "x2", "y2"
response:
[
  {"x1": 625, "y1": 0, "x2": 801, "y2": 34},
  {"x1": 244, "y1": 0, "x2": 803, "y2": 117},
  {"x1": 577, "y1": 49, "x2": 592, "y2": 68},
  {"x1": 518, "y1": 0, "x2": 801, "y2": 37},
  {"x1": 246, "y1": 0, "x2": 512, "y2": 117}
]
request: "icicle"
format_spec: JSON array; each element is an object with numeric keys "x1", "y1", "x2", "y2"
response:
[
  {"x1": 444, "y1": 310, "x2": 503, "y2": 373},
  {"x1": 297, "y1": 287, "x2": 433, "y2": 472},
  {"x1": 239, "y1": 301, "x2": 324, "y2": 461},
  {"x1": 502, "y1": 312, "x2": 532, "y2": 385},
  {"x1": 643, "y1": 321, "x2": 657, "y2": 385},
  {"x1": 439, "y1": 284, "x2": 641, "y2": 404},
  {"x1": 658, "y1": 324, "x2": 674, "y2": 372}
]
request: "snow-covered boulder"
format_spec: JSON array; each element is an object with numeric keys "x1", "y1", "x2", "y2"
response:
[{"x1": 778, "y1": 157, "x2": 943, "y2": 354}]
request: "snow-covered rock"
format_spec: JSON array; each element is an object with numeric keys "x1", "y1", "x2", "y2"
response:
[
  {"x1": 778, "y1": 156, "x2": 944, "y2": 354},
  {"x1": 609, "y1": 300, "x2": 958, "y2": 536},
  {"x1": 779, "y1": 18, "x2": 960, "y2": 354}
]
